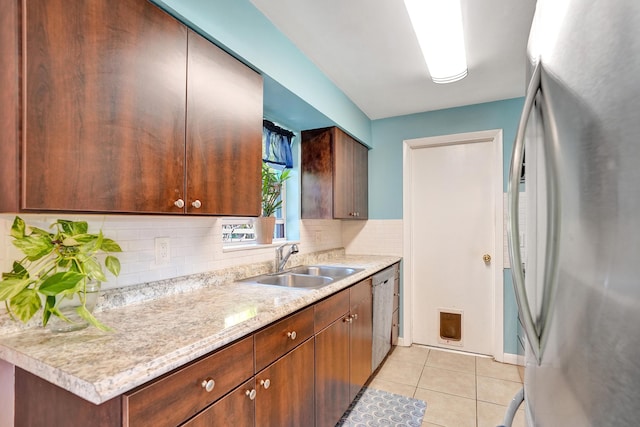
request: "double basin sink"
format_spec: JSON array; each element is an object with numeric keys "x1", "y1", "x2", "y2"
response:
[{"x1": 239, "y1": 265, "x2": 364, "y2": 289}]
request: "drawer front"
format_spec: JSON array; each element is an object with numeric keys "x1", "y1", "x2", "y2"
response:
[
  {"x1": 255, "y1": 306, "x2": 314, "y2": 372},
  {"x1": 124, "y1": 336, "x2": 254, "y2": 427},
  {"x1": 350, "y1": 278, "x2": 372, "y2": 309},
  {"x1": 180, "y1": 378, "x2": 255, "y2": 427},
  {"x1": 314, "y1": 288, "x2": 349, "y2": 333}
]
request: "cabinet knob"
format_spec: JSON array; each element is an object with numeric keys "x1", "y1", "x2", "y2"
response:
[
  {"x1": 174, "y1": 199, "x2": 185, "y2": 208},
  {"x1": 343, "y1": 316, "x2": 353, "y2": 323},
  {"x1": 260, "y1": 378, "x2": 271, "y2": 389},
  {"x1": 191, "y1": 199, "x2": 202, "y2": 209},
  {"x1": 201, "y1": 378, "x2": 215, "y2": 392},
  {"x1": 351, "y1": 313, "x2": 358, "y2": 321},
  {"x1": 245, "y1": 389, "x2": 257, "y2": 400},
  {"x1": 287, "y1": 331, "x2": 297, "y2": 340}
]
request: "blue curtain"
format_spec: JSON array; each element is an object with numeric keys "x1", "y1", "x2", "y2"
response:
[{"x1": 263, "y1": 120, "x2": 294, "y2": 169}]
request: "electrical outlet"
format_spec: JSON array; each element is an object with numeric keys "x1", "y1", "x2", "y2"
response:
[{"x1": 155, "y1": 237, "x2": 170, "y2": 264}]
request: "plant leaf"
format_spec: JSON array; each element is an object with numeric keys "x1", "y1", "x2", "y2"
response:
[
  {"x1": 10, "y1": 288, "x2": 41, "y2": 323},
  {"x1": 62, "y1": 237, "x2": 81, "y2": 246},
  {"x1": 76, "y1": 305, "x2": 112, "y2": 332},
  {"x1": 38, "y1": 272, "x2": 85, "y2": 296},
  {"x1": 42, "y1": 295, "x2": 56, "y2": 326},
  {"x1": 83, "y1": 257, "x2": 107, "y2": 282},
  {"x1": 0, "y1": 277, "x2": 31, "y2": 301},
  {"x1": 56, "y1": 219, "x2": 88, "y2": 236},
  {"x1": 12, "y1": 235, "x2": 54, "y2": 261},
  {"x1": 101, "y1": 238, "x2": 122, "y2": 253},
  {"x1": 10, "y1": 216, "x2": 25, "y2": 239},
  {"x1": 105, "y1": 256, "x2": 121, "y2": 277}
]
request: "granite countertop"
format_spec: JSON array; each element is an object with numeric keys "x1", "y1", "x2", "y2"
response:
[{"x1": 0, "y1": 254, "x2": 400, "y2": 405}]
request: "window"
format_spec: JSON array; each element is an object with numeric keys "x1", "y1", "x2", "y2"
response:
[
  {"x1": 223, "y1": 119, "x2": 294, "y2": 247},
  {"x1": 222, "y1": 175, "x2": 287, "y2": 245}
]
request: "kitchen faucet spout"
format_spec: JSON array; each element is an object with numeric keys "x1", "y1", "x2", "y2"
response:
[{"x1": 275, "y1": 243, "x2": 299, "y2": 272}]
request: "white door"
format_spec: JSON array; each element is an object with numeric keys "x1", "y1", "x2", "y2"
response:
[{"x1": 407, "y1": 132, "x2": 500, "y2": 356}]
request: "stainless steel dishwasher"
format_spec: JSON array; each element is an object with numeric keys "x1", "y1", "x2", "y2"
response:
[{"x1": 372, "y1": 266, "x2": 396, "y2": 371}]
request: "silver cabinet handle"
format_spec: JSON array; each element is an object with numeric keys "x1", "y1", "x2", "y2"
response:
[
  {"x1": 260, "y1": 379, "x2": 271, "y2": 389},
  {"x1": 201, "y1": 379, "x2": 215, "y2": 392},
  {"x1": 174, "y1": 199, "x2": 185, "y2": 208},
  {"x1": 351, "y1": 313, "x2": 358, "y2": 321},
  {"x1": 287, "y1": 331, "x2": 297, "y2": 340},
  {"x1": 191, "y1": 199, "x2": 202, "y2": 209},
  {"x1": 508, "y1": 60, "x2": 542, "y2": 364},
  {"x1": 245, "y1": 389, "x2": 256, "y2": 400}
]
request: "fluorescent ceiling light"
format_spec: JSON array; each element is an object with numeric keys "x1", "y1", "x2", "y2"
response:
[{"x1": 404, "y1": 0, "x2": 468, "y2": 84}]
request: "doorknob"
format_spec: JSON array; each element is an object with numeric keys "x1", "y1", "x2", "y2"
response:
[{"x1": 483, "y1": 254, "x2": 491, "y2": 263}]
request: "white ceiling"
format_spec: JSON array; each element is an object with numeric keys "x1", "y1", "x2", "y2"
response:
[{"x1": 250, "y1": 0, "x2": 537, "y2": 120}]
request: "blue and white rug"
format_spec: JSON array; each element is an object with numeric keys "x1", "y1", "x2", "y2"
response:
[{"x1": 337, "y1": 387, "x2": 427, "y2": 427}]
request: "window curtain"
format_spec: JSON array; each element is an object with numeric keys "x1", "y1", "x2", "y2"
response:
[{"x1": 262, "y1": 120, "x2": 294, "y2": 169}]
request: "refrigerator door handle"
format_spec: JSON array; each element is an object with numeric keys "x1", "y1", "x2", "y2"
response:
[{"x1": 508, "y1": 60, "x2": 542, "y2": 364}]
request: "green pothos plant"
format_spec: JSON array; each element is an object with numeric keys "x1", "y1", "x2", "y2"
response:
[{"x1": 0, "y1": 216, "x2": 122, "y2": 331}]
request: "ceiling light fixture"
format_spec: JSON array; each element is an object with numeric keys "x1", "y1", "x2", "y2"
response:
[{"x1": 404, "y1": 0, "x2": 468, "y2": 84}]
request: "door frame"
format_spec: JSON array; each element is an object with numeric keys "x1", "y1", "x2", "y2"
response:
[{"x1": 402, "y1": 129, "x2": 504, "y2": 361}]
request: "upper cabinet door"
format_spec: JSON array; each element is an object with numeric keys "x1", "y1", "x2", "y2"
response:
[
  {"x1": 352, "y1": 139, "x2": 369, "y2": 218},
  {"x1": 24, "y1": 0, "x2": 187, "y2": 213},
  {"x1": 186, "y1": 30, "x2": 263, "y2": 216},
  {"x1": 332, "y1": 129, "x2": 352, "y2": 219}
]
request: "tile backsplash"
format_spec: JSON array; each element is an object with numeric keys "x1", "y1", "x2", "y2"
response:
[{"x1": 0, "y1": 215, "x2": 346, "y2": 290}]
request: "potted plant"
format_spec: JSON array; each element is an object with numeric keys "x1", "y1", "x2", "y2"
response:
[
  {"x1": 255, "y1": 163, "x2": 291, "y2": 244},
  {"x1": 0, "y1": 216, "x2": 122, "y2": 332}
]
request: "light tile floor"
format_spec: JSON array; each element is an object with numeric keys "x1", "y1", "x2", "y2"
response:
[{"x1": 368, "y1": 345, "x2": 526, "y2": 427}]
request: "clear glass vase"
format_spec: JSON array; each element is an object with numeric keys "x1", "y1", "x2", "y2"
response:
[{"x1": 47, "y1": 281, "x2": 101, "y2": 333}]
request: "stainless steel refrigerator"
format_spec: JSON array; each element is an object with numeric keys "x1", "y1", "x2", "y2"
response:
[{"x1": 507, "y1": 0, "x2": 640, "y2": 425}]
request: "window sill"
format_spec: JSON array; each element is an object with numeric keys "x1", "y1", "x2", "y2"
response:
[{"x1": 222, "y1": 240, "x2": 300, "y2": 253}]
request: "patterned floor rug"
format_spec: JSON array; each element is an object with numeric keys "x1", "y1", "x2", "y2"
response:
[{"x1": 337, "y1": 387, "x2": 427, "y2": 426}]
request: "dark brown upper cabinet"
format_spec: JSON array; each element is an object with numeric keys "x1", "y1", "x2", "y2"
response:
[
  {"x1": 185, "y1": 30, "x2": 262, "y2": 216},
  {"x1": 301, "y1": 127, "x2": 369, "y2": 219},
  {"x1": 0, "y1": 0, "x2": 262, "y2": 215}
]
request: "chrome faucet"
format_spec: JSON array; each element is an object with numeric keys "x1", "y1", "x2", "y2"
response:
[{"x1": 275, "y1": 243, "x2": 299, "y2": 272}]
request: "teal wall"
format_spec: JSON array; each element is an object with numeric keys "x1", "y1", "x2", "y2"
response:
[
  {"x1": 152, "y1": 0, "x2": 372, "y2": 144},
  {"x1": 369, "y1": 98, "x2": 525, "y2": 219}
]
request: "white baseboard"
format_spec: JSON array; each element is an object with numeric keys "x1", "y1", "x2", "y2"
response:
[
  {"x1": 396, "y1": 337, "x2": 410, "y2": 347},
  {"x1": 503, "y1": 352, "x2": 525, "y2": 366}
]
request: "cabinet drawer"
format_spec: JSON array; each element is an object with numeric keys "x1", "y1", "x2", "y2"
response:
[
  {"x1": 314, "y1": 288, "x2": 350, "y2": 333},
  {"x1": 123, "y1": 336, "x2": 254, "y2": 427},
  {"x1": 350, "y1": 278, "x2": 372, "y2": 308},
  {"x1": 255, "y1": 307, "x2": 314, "y2": 372},
  {"x1": 180, "y1": 378, "x2": 255, "y2": 427}
]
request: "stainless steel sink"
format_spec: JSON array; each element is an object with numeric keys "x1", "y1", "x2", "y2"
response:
[
  {"x1": 239, "y1": 265, "x2": 363, "y2": 289},
  {"x1": 253, "y1": 273, "x2": 333, "y2": 288},
  {"x1": 241, "y1": 272, "x2": 333, "y2": 289},
  {"x1": 289, "y1": 265, "x2": 364, "y2": 278}
]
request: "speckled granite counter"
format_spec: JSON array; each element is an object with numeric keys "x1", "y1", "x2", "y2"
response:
[{"x1": 0, "y1": 253, "x2": 400, "y2": 405}]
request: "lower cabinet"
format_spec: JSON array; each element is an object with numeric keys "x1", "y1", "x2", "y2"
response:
[
  {"x1": 255, "y1": 339, "x2": 315, "y2": 426},
  {"x1": 13, "y1": 273, "x2": 385, "y2": 427},
  {"x1": 348, "y1": 278, "x2": 373, "y2": 401},
  {"x1": 314, "y1": 278, "x2": 373, "y2": 427},
  {"x1": 314, "y1": 290, "x2": 351, "y2": 427},
  {"x1": 181, "y1": 379, "x2": 255, "y2": 427}
]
